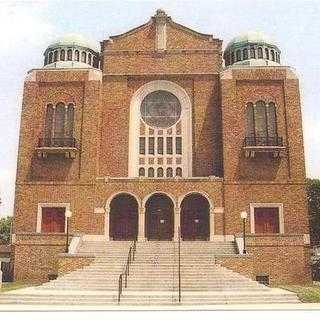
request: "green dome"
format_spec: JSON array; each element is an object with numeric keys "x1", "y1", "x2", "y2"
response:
[
  {"x1": 226, "y1": 31, "x2": 279, "y2": 51},
  {"x1": 47, "y1": 33, "x2": 100, "y2": 52}
]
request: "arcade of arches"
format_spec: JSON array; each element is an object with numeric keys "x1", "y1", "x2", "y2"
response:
[{"x1": 107, "y1": 192, "x2": 213, "y2": 241}]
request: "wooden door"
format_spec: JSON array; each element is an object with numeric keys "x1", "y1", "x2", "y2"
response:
[{"x1": 254, "y1": 207, "x2": 279, "y2": 234}]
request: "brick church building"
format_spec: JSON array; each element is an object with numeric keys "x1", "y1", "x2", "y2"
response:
[{"x1": 12, "y1": 10, "x2": 311, "y2": 285}]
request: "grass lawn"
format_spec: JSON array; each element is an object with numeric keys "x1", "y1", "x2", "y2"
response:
[
  {"x1": 279, "y1": 284, "x2": 320, "y2": 303},
  {"x1": 0, "y1": 281, "x2": 38, "y2": 293}
]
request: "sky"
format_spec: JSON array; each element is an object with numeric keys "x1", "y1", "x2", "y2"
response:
[{"x1": 0, "y1": 0, "x2": 319, "y2": 217}]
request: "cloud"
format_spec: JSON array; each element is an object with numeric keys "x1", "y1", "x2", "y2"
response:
[{"x1": 0, "y1": 2, "x2": 56, "y2": 53}]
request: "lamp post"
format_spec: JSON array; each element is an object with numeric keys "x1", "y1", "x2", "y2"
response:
[
  {"x1": 240, "y1": 211, "x2": 248, "y2": 254},
  {"x1": 65, "y1": 209, "x2": 72, "y2": 253}
]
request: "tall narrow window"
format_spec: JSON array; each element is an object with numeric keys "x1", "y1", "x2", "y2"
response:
[
  {"x1": 243, "y1": 48, "x2": 248, "y2": 60},
  {"x1": 44, "y1": 55, "x2": 48, "y2": 65},
  {"x1": 88, "y1": 53, "x2": 92, "y2": 65},
  {"x1": 148, "y1": 137, "x2": 155, "y2": 155},
  {"x1": 157, "y1": 167, "x2": 164, "y2": 177},
  {"x1": 148, "y1": 167, "x2": 154, "y2": 177},
  {"x1": 166, "y1": 167, "x2": 173, "y2": 177},
  {"x1": 176, "y1": 137, "x2": 182, "y2": 155},
  {"x1": 166, "y1": 137, "x2": 173, "y2": 154},
  {"x1": 246, "y1": 101, "x2": 278, "y2": 146},
  {"x1": 44, "y1": 104, "x2": 54, "y2": 139},
  {"x1": 139, "y1": 137, "x2": 146, "y2": 154},
  {"x1": 250, "y1": 47, "x2": 255, "y2": 58},
  {"x1": 67, "y1": 49, "x2": 72, "y2": 61},
  {"x1": 54, "y1": 103, "x2": 65, "y2": 140},
  {"x1": 176, "y1": 167, "x2": 182, "y2": 177},
  {"x1": 267, "y1": 102, "x2": 277, "y2": 138},
  {"x1": 139, "y1": 167, "x2": 145, "y2": 177},
  {"x1": 157, "y1": 137, "x2": 163, "y2": 154},
  {"x1": 93, "y1": 56, "x2": 98, "y2": 68},
  {"x1": 231, "y1": 52, "x2": 235, "y2": 64},
  {"x1": 66, "y1": 104, "x2": 74, "y2": 138},
  {"x1": 53, "y1": 50, "x2": 58, "y2": 62},
  {"x1": 254, "y1": 100, "x2": 267, "y2": 139},
  {"x1": 246, "y1": 102, "x2": 255, "y2": 138},
  {"x1": 75, "y1": 50, "x2": 80, "y2": 62},
  {"x1": 49, "y1": 51, "x2": 53, "y2": 64},
  {"x1": 265, "y1": 48, "x2": 269, "y2": 60},
  {"x1": 81, "y1": 51, "x2": 87, "y2": 63},
  {"x1": 60, "y1": 49, "x2": 65, "y2": 61},
  {"x1": 271, "y1": 50, "x2": 275, "y2": 61},
  {"x1": 258, "y1": 47, "x2": 263, "y2": 59},
  {"x1": 236, "y1": 49, "x2": 241, "y2": 62}
]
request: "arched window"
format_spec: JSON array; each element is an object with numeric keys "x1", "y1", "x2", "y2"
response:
[
  {"x1": 231, "y1": 52, "x2": 235, "y2": 64},
  {"x1": 53, "y1": 50, "x2": 58, "y2": 62},
  {"x1": 43, "y1": 102, "x2": 75, "y2": 146},
  {"x1": 276, "y1": 52, "x2": 280, "y2": 63},
  {"x1": 243, "y1": 48, "x2": 248, "y2": 60},
  {"x1": 88, "y1": 53, "x2": 92, "y2": 65},
  {"x1": 81, "y1": 51, "x2": 87, "y2": 63},
  {"x1": 139, "y1": 168, "x2": 145, "y2": 177},
  {"x1": 60, "y1": 49, "x2": 65, "y2": 61},
  {"x1": 265, "y1": 48, "x2": 269, "y2": 60},
  {"x1": 250, "y1": 47, "x2": 255, "y2": 58},
  {"x1": 65, "y1": 104, "x2": 74, "y2": 138},
  {"x1": 54, "y1": 103, "x2": 65, "y2": 139},
  {"x1": 246, "y1": 101, "x2": 278, "y2": 145},
  {"x1": 166, "y1": 167, "x2": 173, "y2": 177},
  {"x1": 157, "y1": 167, "x2": 164, "y2": 177},
  {"x1": 67, "y1": 49, "x2": 72, "y2": 61},
  {"x1": 75, "y1": 50, "x2": 80, "y2": 62},
  {"x1": 93, "y1": 55, "x2": 98, "y2": 68},
  {"x1": 148, "y1": 167, "x2": 154, "y2": 178},
  {"x1": 258, "y1": 47, "x2": 263, "y2": 59},
  {"x1": 48, "y1": 51, "x2": 53, "y2": 64},
  {"x1": 176, "y1": 167, "x2": 182, "y2": 177},
  {"x1": 44, "y1": 104, "x2": 54, "y2": 139},
  {"x1": 44, "y1": 55, "x2": 48, "y2": 66},
  {"x1": 236, "y1": 49, "x2": 241, "y2": 62},
  {"x1": 271, "y1": 50, "x2": 275, "y2": 61}
]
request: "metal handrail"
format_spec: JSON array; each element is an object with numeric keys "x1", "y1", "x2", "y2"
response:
[
  {"x1": 118, "y1": 240, "x2": 136, "y2": 304},
  {"x1": 178, "y1": 226, "x2": 181, "y2": 303}
]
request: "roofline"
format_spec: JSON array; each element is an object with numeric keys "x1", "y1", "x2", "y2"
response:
[{"x1": 101, "y1": 15, "x2": 222, "y2": 46}]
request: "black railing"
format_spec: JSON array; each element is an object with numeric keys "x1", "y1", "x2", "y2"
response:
[
  {"x1": 38, "y1": 137, "x2": 77, "y2": 148},
  {"x1": 178, "y1": 227, "x2": 181, "y2": 303},
  {"x1": 244, "y1": 136, "x2": 283, "y2": 147},
  {"x1": 118, "y1": 240, "x2": 136, "y2": 304}
]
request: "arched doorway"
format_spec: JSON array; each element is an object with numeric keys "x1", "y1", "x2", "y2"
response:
[
  {"x1": 181, "y1": 193, "x2": 210, "y2": 240},
  {"x1": 109, "y1": 193, "x2": 138, "y2": 240},
  {"x1": 145, "y1": 193, "x2": 174, "y2": 241}
]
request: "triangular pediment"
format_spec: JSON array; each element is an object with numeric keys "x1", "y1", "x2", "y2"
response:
[{"x1": 102, "y1": 10, "x2": 221, "y2": 51}]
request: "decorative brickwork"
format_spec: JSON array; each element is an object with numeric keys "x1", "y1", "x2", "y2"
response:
[{"x1": 12, "y1": 11, "x2": 311, "y2": 285}]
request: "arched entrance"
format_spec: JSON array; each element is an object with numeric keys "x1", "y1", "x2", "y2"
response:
[
  {"x1": 181, "y1": 193, "x2": 210, "y2": 240},
  {"x1": 109, "y1": 193, "x2": 138, "y2": 240},
  {"x1": 145, "y1": 193, "x2": 174, "y2": 240}
]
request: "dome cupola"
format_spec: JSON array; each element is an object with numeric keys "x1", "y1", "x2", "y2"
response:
[
  {"x1": 223, "y1": 31, "x2": 281, "y2": 67},
  {"x1": 43, "y1": 33, "x2": 100, "y2": 69}
]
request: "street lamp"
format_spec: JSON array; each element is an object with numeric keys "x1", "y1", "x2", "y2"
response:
[
  {"x1": 240, "y1": 211, "x2": 248, "y2": 254},
  {"x1": 65, "y1": 209, "x2": 72, "y2": 253}
]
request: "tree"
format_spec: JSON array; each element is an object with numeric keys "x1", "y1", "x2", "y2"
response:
[
  {"x1": 0, "y1": 216, "x2": 12, "y2": 244},
  {"x1": 307, "y1": 178, "x2": 320, "y2": 246}
]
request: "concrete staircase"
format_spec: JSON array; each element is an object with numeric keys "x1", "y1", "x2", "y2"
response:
[{"x1": 0, "y1": 240, "x2": 300, "y2": 306}]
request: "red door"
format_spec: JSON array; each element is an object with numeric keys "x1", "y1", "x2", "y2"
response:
[
  {"x1": 254, "y1": 207, "x2": 279, "y2": 234},
  {"x1": 41, "y1": 207, "x2": 65, "y2": 233}
]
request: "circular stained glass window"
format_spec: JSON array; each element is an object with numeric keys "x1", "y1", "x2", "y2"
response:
[{"x1": 140, "y1": 90, "x2": 181, "y2": 128}]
